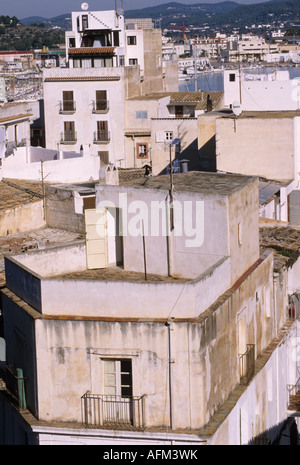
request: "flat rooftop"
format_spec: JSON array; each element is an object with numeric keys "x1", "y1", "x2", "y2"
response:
[
  {"x1": 260, "y1": 225, "x2": 300, "y2": 272},
  {"x1": 128, "y1": 90, "x2": 224, "y2": 111},
  {"x1": 49, "y1": 267, "x2": 190, "y2": 283},
  {"x1": 221, "y1": 110, "x2": 300, "y2": 119},
  {"x1": 0, "y1": 179, "x2": 43, "y2": 211},
  {"x1": 119, "y1": 171, "x2": 257, "y2": 196},
  {"x1": 0, "y1": 227, "x2": 84, "y2": 286}
]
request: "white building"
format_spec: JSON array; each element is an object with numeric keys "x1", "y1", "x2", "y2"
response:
[
  {"x1": 223, "y1": 69, "x2": 300, "y2": 111},
  {"x1": 224, "y1": 36, "x2": 278, "y2": 63},
  {"x1": 43, "y1": 7, "x2": 178, "y2": 167},
  {"x1": 0, "y1": 172, "x2": 299, "y2": 445}
]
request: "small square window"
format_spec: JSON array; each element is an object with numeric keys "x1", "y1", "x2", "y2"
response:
[
  {"x1": 136, "y1": 111, "x2": 148, "y2": 119},
  {"x1": 127, "y1": 36, "x2": 137, "y2": 45},
  {"x1": 165, "y1": 131, "x2": 173, "y2": 141},
  {"x1": 229, "y1": 73, "x2": 236, "y2": 82},
  {"x1": 136, "y1": 143, "x2": 148, "y2": 158}
]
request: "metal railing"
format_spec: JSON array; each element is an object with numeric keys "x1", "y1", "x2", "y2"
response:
[
  {"x1": 5, "y1": 365, "x2": 27, "y2": 410},
  {"x1": 81, "y1": 393, "x2": 146, "y2": 429},
  {"x1": 93, "y1": 131, "x2": 110, "y2": 143},
  {"x1": 239, "y1": 344, "x2": 255, "y2": 385},
  {"x1": 92, "y1": 100, "x2": 109, "y2": 113},
  {"x1": 287, "y1": 382, "x2": 300, "y2": 411},
  {"x1": 59, "y1": 100, "x2": 76, "y2": 113},
  {"x1": 60, "y1": 131, "x2": 77, "y2": 144}
]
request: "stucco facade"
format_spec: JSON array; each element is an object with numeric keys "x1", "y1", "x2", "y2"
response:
[
  {"x1": 1, "y1": 172, "x2": 298, "y2": 445},
  {"x1": 43, "y1": 8, "x2": 175, "y2": 169}
]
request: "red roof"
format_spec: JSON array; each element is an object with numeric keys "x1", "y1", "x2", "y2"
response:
[{"x1": 68, "y1": 47, "x2": 115, "y2": 55}]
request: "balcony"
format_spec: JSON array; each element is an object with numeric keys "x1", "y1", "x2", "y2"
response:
[
  {"x1": 60, "y1": 131, "x2": 77, "y2": 145},
  {"x1": 5, "y1": 365, "x2": 27, "y2": 410},
  {"x1": 92, "y1": 100, "x2": 109, "y2": 114},
  {"x1": 287, "y1": 382, "x2": 300, "y2": 411},
  {"x1": 239, "y1": 344, "x2": 255, "y2": 385},
  {"x1": 93, "y1": 130, "x2": 110, "y2": 144},
  {"x1": 81, "y1": 393, "x2": 146, "y2": 430},
  {"x1": 59, "y1": 100, "x2": 76, "y2": 114}
]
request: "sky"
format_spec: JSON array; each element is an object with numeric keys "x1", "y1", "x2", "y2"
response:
[{"x1": 0, "y1": 0, "x2": 272, "y2": 20}]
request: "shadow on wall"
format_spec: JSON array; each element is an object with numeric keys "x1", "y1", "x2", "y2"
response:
[
  {"x1": 159, "y1": 137, "x2": 217, "y2": 175},
  {"x1": 248, "y1": 417, "x2": 299, "y2": 445},
  {"x1": 198, "y1": 135, "x2": 216, "y2": 172}
]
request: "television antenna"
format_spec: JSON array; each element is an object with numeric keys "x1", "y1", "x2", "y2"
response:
[
  {"x1": 232, "y1": 101, "x2": 242, "y2": 116},
  {"x1": 232, "y1": 101, "x2": 242, "y2": 132}
]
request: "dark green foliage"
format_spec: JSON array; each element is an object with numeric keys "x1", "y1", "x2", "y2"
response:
[{"x1": 0, "y1": 16, "x2": 65, "y2": 51}]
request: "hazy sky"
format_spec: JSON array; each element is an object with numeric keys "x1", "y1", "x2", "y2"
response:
[{"x1": 0, "y1": 0, "x2": 271, "y2": 20}]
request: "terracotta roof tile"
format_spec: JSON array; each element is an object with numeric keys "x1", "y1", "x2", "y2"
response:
[{"x1": 68, "y1": 47, "x2": 115, "y2": 55}]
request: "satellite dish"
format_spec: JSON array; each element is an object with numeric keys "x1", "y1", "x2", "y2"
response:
[
  {"x1": 81, "y1": 2, "x2": 89, "y2": 10},
  {"x1": 232, "y1": 101, "x2": 242, "y2": 116},
  {"x1": 117, "y1": 7, "x2": 124, "y2": 16}
]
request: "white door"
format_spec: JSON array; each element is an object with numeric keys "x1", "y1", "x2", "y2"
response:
[
  {"x1": 103, "y1": 359, "x2": 133, "y2": 424},
  {"x1": 85, "y1": 208, "x2": 108, "y2": 269}
]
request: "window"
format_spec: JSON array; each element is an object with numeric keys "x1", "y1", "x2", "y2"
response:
[
  {"x1": 119, "y1": 56, "x2": 125, "y2": 66},
  {"x1": 62, "y1": 91, "x2": 75, "y2": 112},
  {"x1": 69, "y1": 38, "x2": 75, "y2": 48},
  {"x1": 129, "y1": 58, "x2": 138, "y2": 65},
  {"x1": 127, "y1": 36, "x2": 136, "y2": 45},
  {"x1": 136, "y1": 143, "x2": 148, "y2": 158},
  {"x1": 95, "y1": 121, "x2": 109, "y2": 142},
  {"x1": 229, "y1": 73, "x2": 236, "y2": 82},
  {"x1": 175, "y1": 105, "x2": 184, "y2": 118},
  {"x1": 136, "y1": 111, "x2": 148, "y2": 119},
  {"x1": 95, "y1": 90, "x2": 108, "y2": 111},
  {"x1": 103, "y1": 359, "x2": 132, "y2": 397},
  {"x1": 102, "y1": 358, "x2": 133, "y2": 425},
  {"x1": 165, "y1": 131, "x2": 173, "y2": 141},
  {"x1": 82, "y1": 15, "x2": 88, "y2": 30},
  {"x1": 63, "y1": 121, "x2": 76, "y2": 143},
  {"x1": 64, "y1": 121, "x2": 75, "y2": 134},
  {"x1": 113, "y1": 31, "x2": 120, "y2": 47}
]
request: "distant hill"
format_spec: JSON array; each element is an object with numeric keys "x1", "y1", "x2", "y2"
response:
[
  {"x1": 125, "y1": 0, "x2": 300, "y2": 30},
  {"x1": 19, "y1": 0, "x2": 300, "y2": 33},
  {"x1": 20, "y1": 14, "x2": 71, "y2": 29}
]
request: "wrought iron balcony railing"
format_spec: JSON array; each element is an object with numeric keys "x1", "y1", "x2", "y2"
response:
[
  {"x1": 92, "y1": 100, "x2": 109, "y2": 113},
  {"x1": 59, "y1": 100, "x2": 76, "y2": 114},
  {"x1": 5, "y1": 365, "x2": 27, "y2": 410},
  {"x1": 60, "y1": 131, "x2": 77, "y2": 144},
  {"x1": 239, "y1": 344, "x2": 255, "y2": 385},
  {"x1": 81, "y1": 393, "x2": 146, "y2": 430},
  {"x1": 287, "y1": 382, "x2": 300, "y2": 411},
  {"x1": 93, "y1": 131, "x2": 110, "y2": 143}
]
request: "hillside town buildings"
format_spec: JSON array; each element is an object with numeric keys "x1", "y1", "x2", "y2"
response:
[{"x1": 0, "y1": 5, "x2": 300, "y2": 447}]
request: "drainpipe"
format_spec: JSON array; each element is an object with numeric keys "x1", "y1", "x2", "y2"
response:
[{"x1": 165, "y1": 317, "x2": 175, "y2": 429}]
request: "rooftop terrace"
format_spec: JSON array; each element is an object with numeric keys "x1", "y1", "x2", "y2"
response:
[{"x1": 119, "y1": 171, "x2": 257, "y2": 196}]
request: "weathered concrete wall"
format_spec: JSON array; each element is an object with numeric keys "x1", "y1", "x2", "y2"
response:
[
  {"x1": 142, "y1": 29, "x2": 164, "y2": 95},
  {"x1": 97, "y1": 184, "x2": 229, "y2": 279},
  {"x1": 208, "y1": 321, "x2": 297, "y2": 445},
  {"x1": 227, "y1": 179, "x2": 260, "y2": 284},
  {"x1": 0, "y1": 200, "x2": 45, "y2": 236},
  {"x1": 45, "y1": 186, "x2": 85, "y2": 234},
  {"x1": 163, "y1": 61, "x2": 179, "y2": 92},
  {"x1": 150, "y1": 118, "x2": 199, "y2": 175},
  {"x1": 13, "y1": 241, "x2": 86, "y2": 278},
  {"x1": 3, "y1": 151, "x2": 100, "y2": 184},
  {"x1": 197, "y1": 113, "x2": 217, "y2": 172},
  {"x1": 216, "y1": 117, "x2": 295, "y2": 181},
  {"x1": 2, "y1": 253, "x2": 274, "y2": 432}
]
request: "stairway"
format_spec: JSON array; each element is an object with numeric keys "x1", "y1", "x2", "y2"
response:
[{"x1": 288, "y1": 389, "x2": 300, "y2": 411}]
